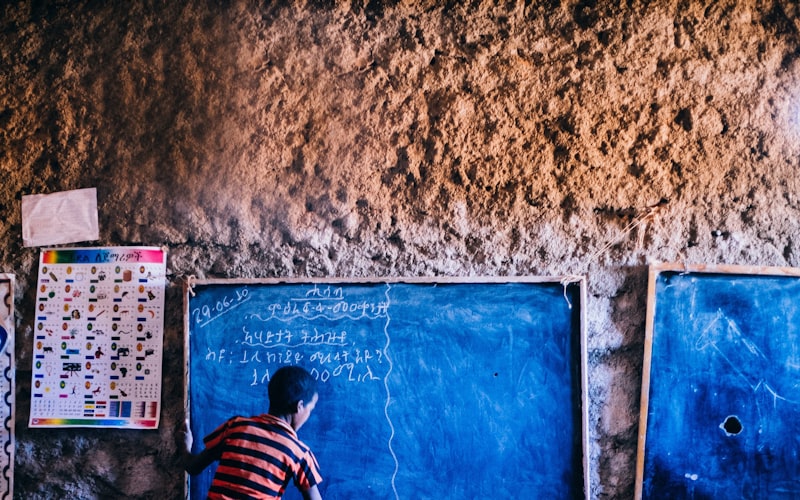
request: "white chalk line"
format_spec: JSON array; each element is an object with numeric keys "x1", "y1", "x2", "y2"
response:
[{"x1": 383, "y1": 283, "x2": 400, "y2": 500}]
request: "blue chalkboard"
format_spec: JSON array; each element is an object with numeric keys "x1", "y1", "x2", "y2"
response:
[
  {"x1": 185, "y1": 278, "x2": 587, "y2": 499},
  {"x1": 636, "y1": 264, "x2": 800, "y2": 499}
]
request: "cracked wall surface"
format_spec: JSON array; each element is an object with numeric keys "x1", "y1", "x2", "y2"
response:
[{"x1": 2, "y1": 1, "x2": 800, "y2": 498}]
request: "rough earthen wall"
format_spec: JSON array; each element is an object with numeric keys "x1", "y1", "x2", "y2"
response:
[{"x1": 2, "y1": 1, "x2": 800, "y2": 498}]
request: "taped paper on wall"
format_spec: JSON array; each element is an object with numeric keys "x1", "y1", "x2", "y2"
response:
[{"x1": 21, "y1": 188, "x2": 99, "y2": 247}]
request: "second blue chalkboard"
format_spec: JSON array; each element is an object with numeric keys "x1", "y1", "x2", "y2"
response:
[{"x1": 636, "y1": 264, "x2": 800, "y2": 499}]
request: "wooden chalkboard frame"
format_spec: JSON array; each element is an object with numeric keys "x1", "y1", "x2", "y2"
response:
[
  {"x1": 635, "y1": 262, "x2": 800, "y2": 499},
  {"x1": 183, "y1": 276, "x2": 589, "y2": 500}
]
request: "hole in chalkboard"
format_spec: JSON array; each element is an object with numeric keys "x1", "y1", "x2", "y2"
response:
[{"x1": 721, "y1": 415, "x2": 742, "y2": 435}]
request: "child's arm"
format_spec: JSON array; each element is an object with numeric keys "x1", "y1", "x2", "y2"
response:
[
  {"x1": 177, "y1": 418, "x2": 218, "y2": 475},
  {"x1": 183, "y1": 447, "x2": 218, "y2": 476}
]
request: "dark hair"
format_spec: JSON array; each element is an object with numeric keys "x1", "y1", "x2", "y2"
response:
[{"x1": 268, "y1": 366, "x2": 318, "y2": 415}]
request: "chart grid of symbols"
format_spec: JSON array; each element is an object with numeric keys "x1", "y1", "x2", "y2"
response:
[{"x1": 29, "y1": 247, "x2": 166, "y2": 429}]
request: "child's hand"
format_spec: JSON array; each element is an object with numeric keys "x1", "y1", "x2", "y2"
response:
[
  {"x1": 175, "y1": 418, "x2": 193, "y2": 455},
  {"x1": 181, "y1": 418, "x2": 193, "y2": 453}
]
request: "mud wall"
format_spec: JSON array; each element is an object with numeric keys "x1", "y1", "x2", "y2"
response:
[{"x1": 2, "y1": 1, "x2": 800, "y2": 498}]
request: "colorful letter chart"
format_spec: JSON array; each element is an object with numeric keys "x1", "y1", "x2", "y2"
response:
[
  {"x1": 29, "y1": 247, "x2": 167, "y2": 429},
  {"x1": 0, "y1": 274, "x2": 14, "y2": 499}
]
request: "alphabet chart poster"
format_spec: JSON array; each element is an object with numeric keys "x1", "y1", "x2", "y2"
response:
[{"x1": 29, "y1": 247, "x2": 167, "y2": 429}]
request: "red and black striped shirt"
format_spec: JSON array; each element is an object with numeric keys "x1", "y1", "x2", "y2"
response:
[{"x1": 204, "y1": 414, "x2": 322, "y2": 499}]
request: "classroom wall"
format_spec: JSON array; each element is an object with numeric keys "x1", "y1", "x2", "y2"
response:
[{"x1": 1, "y1": 1, "x2": 799, "y2": 498}]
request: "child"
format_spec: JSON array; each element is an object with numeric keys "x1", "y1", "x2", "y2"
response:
[{"x1": 183, "y1": 365, "x2": 323, "y2": 500}]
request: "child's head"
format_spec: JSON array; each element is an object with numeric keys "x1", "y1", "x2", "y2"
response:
[{"x1": 268, "y1": 365, "x2": 318, "y2": 417}]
